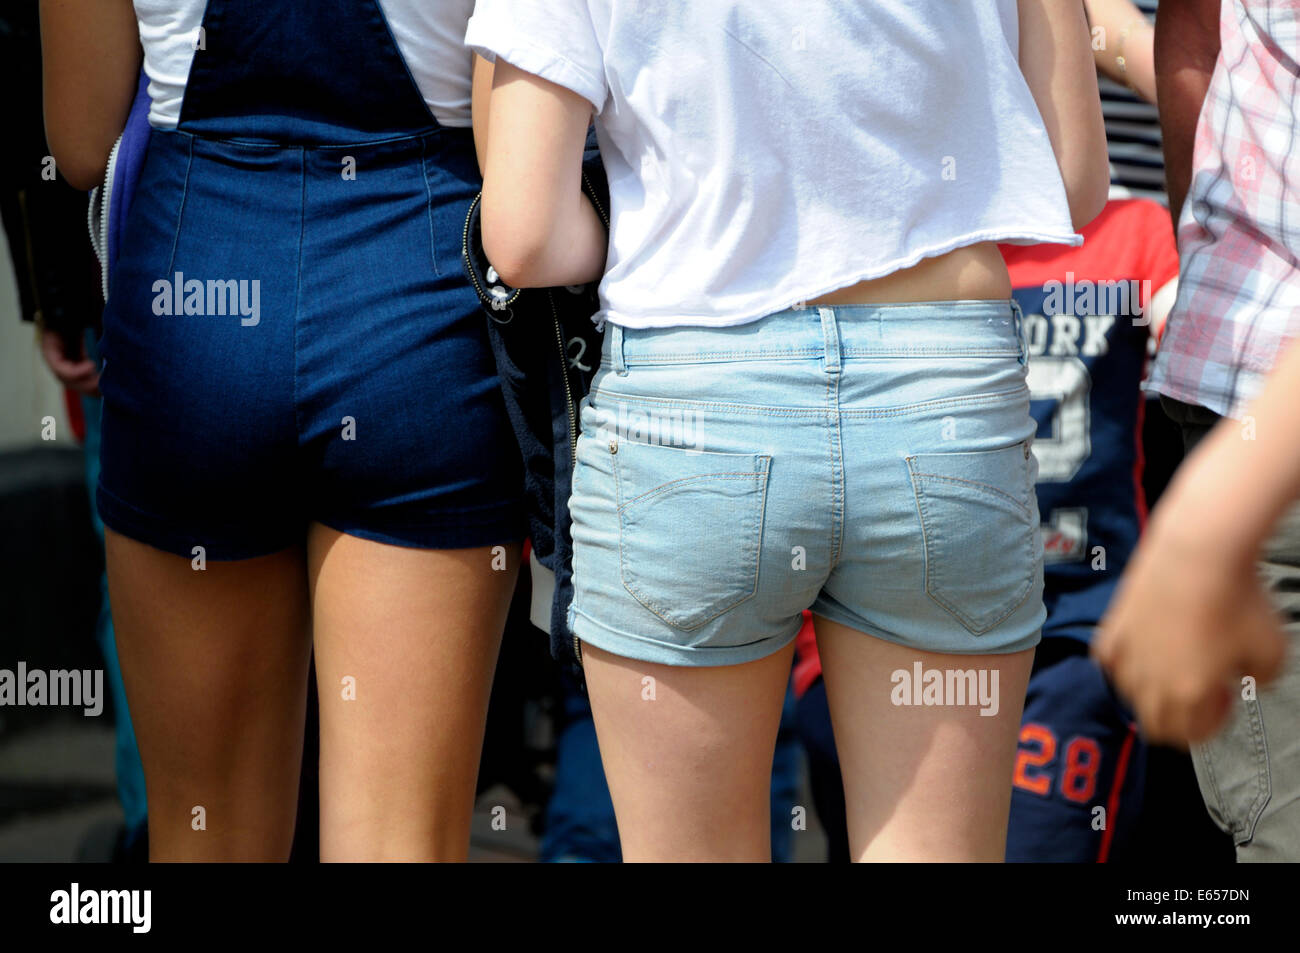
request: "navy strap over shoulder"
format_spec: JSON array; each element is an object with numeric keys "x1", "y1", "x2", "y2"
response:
[{"x1": 178, "y1": 0, "x2": 437, "y2": 144}]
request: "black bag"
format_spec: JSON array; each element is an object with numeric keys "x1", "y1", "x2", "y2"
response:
[{"x1": 462, "y1": 132, "x2": 609, "y2": 667}]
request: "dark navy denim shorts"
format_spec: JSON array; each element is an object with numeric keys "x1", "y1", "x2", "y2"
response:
[{"x1": 96, "y1": 126, "x2": 525, "y2": 558}]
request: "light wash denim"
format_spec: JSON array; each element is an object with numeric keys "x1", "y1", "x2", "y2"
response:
[{"x1": 568, "y1": 300, "x2": 1046, "y2": 666}]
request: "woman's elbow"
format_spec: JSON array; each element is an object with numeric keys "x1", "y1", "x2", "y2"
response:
[
  {"x1": 54, "y1": 157, "x2": 107, "y2": 192},
  {"x1": 1065, "y1": 155, "x2": 1111, "y2": 232},
  {"x1": 45, "y1": 128, "x2": 110, "y2": 191},
  {"x1": 481, "y1": 230, "x2": 550, "y2": 288},
  {"x1": 484, "y1": 246, "x2": 548, "y2": 289},
  {"x1": 480, "y1": 199, "x2": 554, "y2": 288}
]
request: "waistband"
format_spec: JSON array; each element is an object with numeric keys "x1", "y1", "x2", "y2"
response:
[{"x1": 605, "y1": 299, "x2": 1026, "y2": 370}]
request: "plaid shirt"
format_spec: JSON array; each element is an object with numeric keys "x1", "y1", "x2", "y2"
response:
[{"x1": 1149, "y1": 0, "x2": 1300, "y2": 419}]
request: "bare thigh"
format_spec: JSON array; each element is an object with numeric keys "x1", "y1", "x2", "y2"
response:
[
  {"x1": 815, "y1": 614, "x2": 1035, "y2": 861},
  {"x1": 105, "y1": 529, "x2": 312, "y2": 861},
  {"x1": 308, "y1": 525, "x2": 519, "y2": 861},
  {"x1": 580, "y1": 639, "x2": 796, "y2": 862}
]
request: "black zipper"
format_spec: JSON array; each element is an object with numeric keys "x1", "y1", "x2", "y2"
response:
[
  {"x1": 548, "y1": 292, "x2": 584, "y2": 667},
  {"x1": 550, "y1": 295, "x2": 580, "y2": 474},
  {"x1": 462, "y1": 192, "x2": 522, "y2": 315},
  {"x1": 582, "y1": 169, "x2": 609, "y2": 229}
]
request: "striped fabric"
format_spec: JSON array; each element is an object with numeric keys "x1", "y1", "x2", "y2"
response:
[{"x1": 1148, "y1": 0, "x2": 1300, "y2": 419}]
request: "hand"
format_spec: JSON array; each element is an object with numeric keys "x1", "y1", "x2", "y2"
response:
[
  {"x1": 40, "y1": 328, "x2": 100, "y2": 397},
  {"x1": 1093, "y1": 508, "x2": 1288, "y2": 746}
]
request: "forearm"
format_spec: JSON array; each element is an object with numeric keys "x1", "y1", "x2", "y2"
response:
[
  {"x1": 1154, "y1": 338, "x2": 1300, "y2": 564},
  {"x1": 1155, "y1": 0, "x2": 1220, "y2": 226},
  {"x1": 40, "y1": 0, "x2": 141, "y2": 190},
  {"x1": 1085, "y1": 0, "x2": 1156, "y2": 103},
  {"x1": 544, "y1": 191, "x2": 607, "y2": 289},
  {"x1": 485, "y1": 175, "x2": 606, "y2": 289}
]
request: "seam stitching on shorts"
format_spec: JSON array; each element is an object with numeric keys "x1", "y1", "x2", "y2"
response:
[
  {"x1": 906, "y1": 457, "x2": 1035, "y2": 634},
  {"x1": 420, "y1": 135, "x2": 440, "y2": 275},
  {"x1": 617, "y1": 471, "x2": 768, "y2": 512},
  {"x1": 591, "y1": 385, "x2": 1028, "y2": 419},
  {"x1": 907, "y1": 469, "x2": 1033, "y2": 515},
  {"x1": 622, "y1": 347, "x2": 1020, "y2": 363},
  {"x1": 613, "y1": 457, "x2": 770, "y2": 629},
  {"x1": 293, "y1": 146, "x2": 306, "y2": 454},
  {"x1": 164, "y1": 136, "x2": 194, "y2": 275}
]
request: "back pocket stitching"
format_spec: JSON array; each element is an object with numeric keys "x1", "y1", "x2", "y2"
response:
[
  {"x1": 618, "y1": 472, "x2": 770, "y2": 513},
  {"x1": 906, "y1": 468, "x2": 1031, "y2": 516},
  {"x1": 907, "y1": 455, "x2": 1035, "y2": 635},
  {"x1": 614, "y1": 453, "x2": 771, "y2": 630}
]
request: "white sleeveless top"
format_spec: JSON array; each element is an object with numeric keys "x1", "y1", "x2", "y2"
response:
[
  {"x1": 467, "y1": 0, "x2": 1082, "y2": 329},
  {"x1": 133, "y1": 0, "x2": 476, "y2": 129}
]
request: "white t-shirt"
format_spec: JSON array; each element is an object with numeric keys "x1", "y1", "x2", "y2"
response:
[
  {"x1": 133, "y1": 0, "x2": 476, "y2": 129},
  {"x1": 466, "y1": 0, "x2": 1082, "y2": 329}
]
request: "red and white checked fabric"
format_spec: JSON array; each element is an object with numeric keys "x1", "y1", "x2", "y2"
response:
[{"x1": 1149, "y1": 0, "x2": 1300, "y2": 419}]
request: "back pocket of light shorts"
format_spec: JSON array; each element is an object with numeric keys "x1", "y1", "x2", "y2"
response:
[
  {"x1": 906, "y1": 443, "x2": 1037, "y2": 635},
  {"x1": 613, "y1": 439, "x2": 771, "y2": 631}
]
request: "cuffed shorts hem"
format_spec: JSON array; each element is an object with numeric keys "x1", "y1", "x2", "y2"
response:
[
  {"x1": 570, "y1": 606, "x2": 803, "y2": 668},
  {"x1": 808, "y1": 594, "x2": 1043, "y2": 656}
]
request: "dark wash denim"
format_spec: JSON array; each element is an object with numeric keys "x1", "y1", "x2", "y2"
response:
[{"x1": 97, "y1": 0, "x2": 524, "y2": 558}]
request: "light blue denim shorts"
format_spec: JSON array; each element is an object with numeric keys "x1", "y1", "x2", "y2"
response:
[{"x1": 567, "y1": 300, "x2": 1046, "y2": 667}]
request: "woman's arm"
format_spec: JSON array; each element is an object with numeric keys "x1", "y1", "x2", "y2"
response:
[
  {"x1": 479, "y1": 60, "x2": 606, "y2": 289},
  {"x1": 471, "y1": 53, "x2": 494, "y2": 178},
  {"x1": 40, "y1": 0, "x2": 141, "y2": 190},
  {"x1": 1018, "y1": 0, "x2": 1111, "y2": 230},
  {"x1": 1084, "y1": 0, "x2": 1157, "y2": 103}
]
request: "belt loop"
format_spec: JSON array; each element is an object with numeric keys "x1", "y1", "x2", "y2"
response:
[
  {"x1": 1009, "y1": 299, "x2": 1026, "y2": 366},
  {"x1": 609, "y1": 322, "x2": 628, "y2": 375},
  {"x1": 818, "y1": 307, "x2": 842, "y2": 374}
]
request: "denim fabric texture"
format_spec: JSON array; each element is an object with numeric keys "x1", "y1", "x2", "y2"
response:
[
  {"x1": 96, "y1": 0, "x2": 524, "y2": 558},
  {"x1": 568, "y1": 300, "x2": 1047, "y2": 665}
]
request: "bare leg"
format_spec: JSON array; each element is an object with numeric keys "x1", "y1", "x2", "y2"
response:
[
  {"x1": 309, "y1": 525, "x2": 519, "y2": 861},
  {"x1": 580, "y1": 640, "x2": 796, "y2": 861},
  {"x1": 106, "y1": 529, "x2": 312, "y2": 861},
  {"x1": 815, "y1": 615, "x2": 1035, "y2": 861}
]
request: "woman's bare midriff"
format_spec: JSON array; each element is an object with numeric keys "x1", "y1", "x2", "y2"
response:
[{"x1": 807, "y1": 241, "x2": 1012, "y2": 306}]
